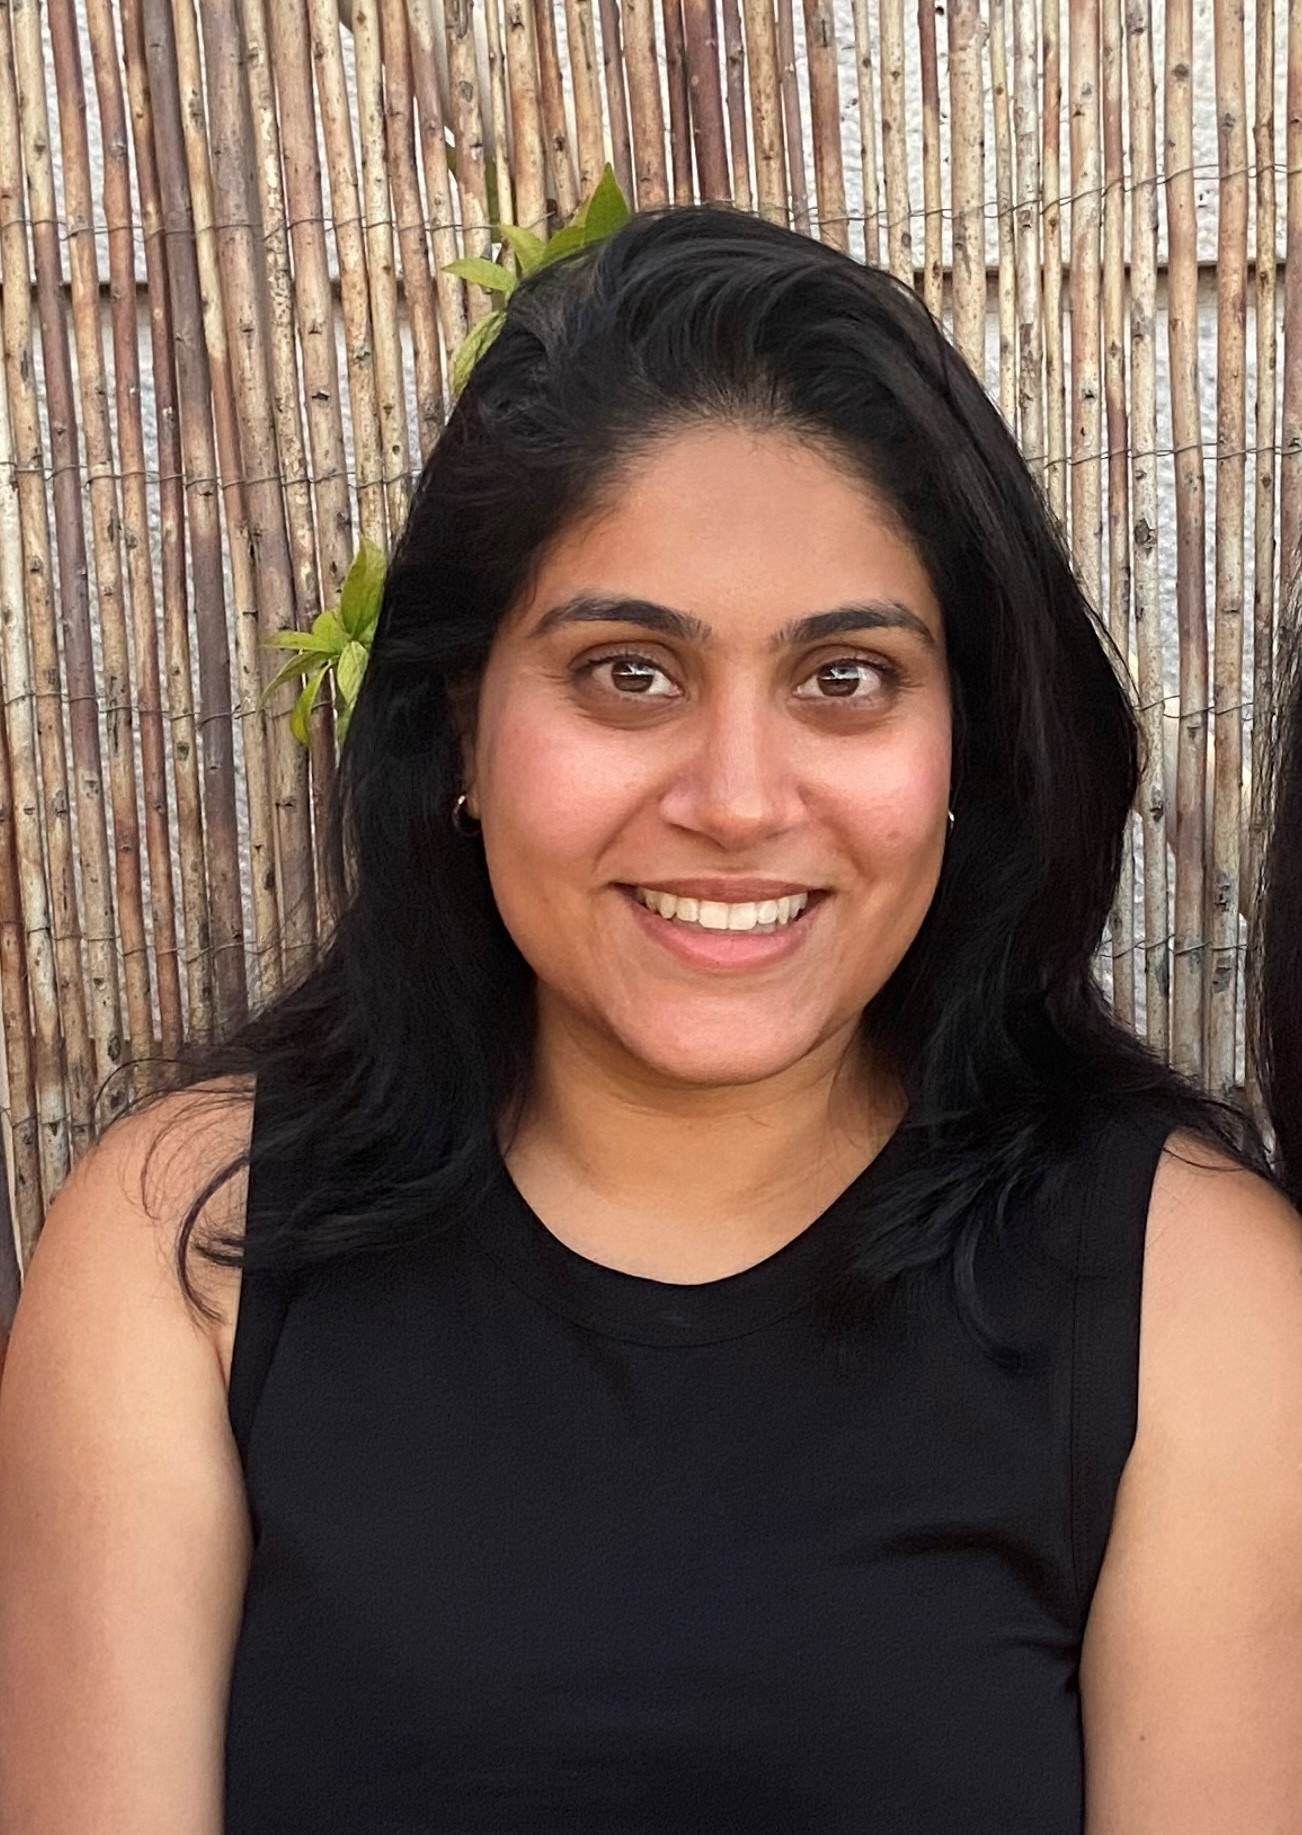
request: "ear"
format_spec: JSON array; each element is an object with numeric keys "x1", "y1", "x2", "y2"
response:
[{"x1": 446, "y1": 673, "x2": 480, "y2": 814}]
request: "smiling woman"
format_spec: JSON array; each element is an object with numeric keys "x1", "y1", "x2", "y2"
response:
[{"x1": 2, "y1": 204, "x2": 1301, "y2": 1835}]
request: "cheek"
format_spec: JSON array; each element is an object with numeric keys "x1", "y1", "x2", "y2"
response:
[
  {"x1": 476, "y1": 693, "x2": 644, "y2": 892},
  {"x1": 836, "y1": 732, "x2": 951, "y2": 866}
]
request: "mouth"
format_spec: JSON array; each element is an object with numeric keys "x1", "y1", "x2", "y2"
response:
[
  {"x1": 627, "y1": 885, "x2": 822, "y2": 935},
  {"x1": 615, "y1": 882, "x2": 829, "y2": 970}
]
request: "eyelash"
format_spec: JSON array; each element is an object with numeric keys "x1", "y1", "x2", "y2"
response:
[{"x1": 574, "y1": 649, "x2": 902, "y2": 704}]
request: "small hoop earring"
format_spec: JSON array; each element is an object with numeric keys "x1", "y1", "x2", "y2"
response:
[
  {"x1": 452, "y1": 792, "x2": 481, "y2": 836},
  {"x1": 947, "y1": 808, "x2": 955, "y2": 830}
]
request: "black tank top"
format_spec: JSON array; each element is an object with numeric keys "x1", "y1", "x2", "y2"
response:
[{"x1": 223, "y1": 1096, "x2": 1169, "y2": 1833}]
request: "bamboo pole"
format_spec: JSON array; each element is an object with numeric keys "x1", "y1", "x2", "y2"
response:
[
  {"x1": 305, "y1": 0, "x2": 390, "y2": 543},
  {"x1": 775, "y1": 0, "x2": 809, "y2": 235},
  {"x1": 85, "y1": 0, "x2": 185, "y2": 1059},
  {"x1": 1207, "y1": 0, "x2": 1248, "y2": 1098},
  {"x1": 799, "y1": 0, "x2": 845, "y2": 249},
  {"x1": 561, "y1": 0, "x2": 608, "y2": 195},
  {"x1": 0, "y1": 721, "x2": 39, "y2": 1259},
  {"x1": 0, "y1": 0, "x2": 91, "y2": 1174},
  {"x1": 267, "y1": 0, "x2": 352, "y2": 926},
  {"x1": 11, "y1": 0, "x2": 124, "y2": 1110},
  {"x1": 46, "y1": 0, "x2": 153, "y2": 1097},
  {"x1": 622, "y1": 0, "x2": 670, "y2": 207},
  {"x1": 0, "y1": 385, "x2": 52, "y2": 1245},
  {"x1": 1101, "y1": 0, "x2": 1135, "y2": 1030},
  {"x1": 946, "y1": 0, "x2": 986, "y2": 371},
  {"x1": 988, "y1": 0, "x2": 1016, "y2": 428},
  {"x1": 1126, "y1": 0, "x2": 1170, "y2": 1055},
  {"x1": 120, "y1": 0, "x2": 214, "y2": 1044},
  {"x1": 240, "y1": 0, "x2": 343, "y2": 938},
  {"x1": 144, "y1": 0, "x2": 253, "y2": 1032},
  {"x1": 1281, "y1": 0, "x2": 1302, "y2": 622},
  {"x1": 680, "y1": 0, "x2": 729, "y2": 203},
  {"x1": 595, "y1": 0, "x2": 637, "y2": 205},
  {"x1": 0, "y1": 413, "x2": 42, "y2": 1243},
  {"x1": 879, "y1": 0, "x2": 912, "y2": 284},
  {"x1": 187, "y1": 0, "x2": 317, "y2": 990},
  {"x1": 849, "y1": 0, "x2": 880, "y2": 265},
  {"x1": 444, "y1": 0, "x2": 496, "y2": 278},
  {"x1": 916, "y1": 0, "x2": 942, "y2": 315},
  {"x1": 1165, "y1": 0, "x2": 1209, "y2": 1083},
  {"x1": 1067, "y1": 0, "x2": 1102, "y2": 612},
  {"x1": 743, "y1": 0, "x2": 787, "y2": 224},
  {"x1": 483, "y1": 0, "x2": 518, "y2": 235},
  {"x1": 406, "y1": 0, "x2": 471, "y2": 352},
  {"x1": 719, "y1": 0, "x2": 751, "y2": 215},
  {"x1": 662, "y1": 0, "x2": 694, "y2": 203},
  {"x1": 1011, "y1": 0, "x2": 1043, "y2": 473},
  {"x1": 498, "y1": 0, "x2": 550, "y2": 233},
  {"x1": 354, "y1": 0, "x2": 416, "y2": 522},
  {"x1": 376, "y1": 0, "x2": 447, "y2": 456},
  {"x1": 1042, "y1": 0, "x2": 1067, "y2": 523},
  {"x1": 535, "y1": 0, "x2": 580, "y2": 213},
  {"x1": 1246, "y1": 0, "x2": 1277, "y2": 962},
  {"x1": 502, "y1": 0, "x2": 553, "y2": 231}
]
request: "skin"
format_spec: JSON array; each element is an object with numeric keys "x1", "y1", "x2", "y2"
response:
[{"x1": 1, "y1": 425, "x2": 1301, "y2": 1830}]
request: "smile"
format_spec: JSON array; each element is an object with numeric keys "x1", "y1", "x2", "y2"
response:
[{"x1": 632, "y1": 887, "x2": 811, "y2": 933}]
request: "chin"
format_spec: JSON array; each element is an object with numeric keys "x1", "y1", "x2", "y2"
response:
[{"x1": 615, "y1": 1024, "x2": 825, "y2": 1090}]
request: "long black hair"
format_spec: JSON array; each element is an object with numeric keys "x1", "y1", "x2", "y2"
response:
[
  {"x1": 1252, "y1": 583, "x2": 1302, "y2": 1203},
  {"x1": 114, "y1": 202, "x2": 1291, "y2": 1350}
]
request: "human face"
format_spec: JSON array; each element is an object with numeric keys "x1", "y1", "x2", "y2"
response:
[{"x1": 465, "y1": 424, "x2": 952, "y2": 1090}]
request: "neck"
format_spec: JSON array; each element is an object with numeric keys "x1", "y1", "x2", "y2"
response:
[{"x1": 500, "y1": 999, "x2": 905, "y2": 1281}]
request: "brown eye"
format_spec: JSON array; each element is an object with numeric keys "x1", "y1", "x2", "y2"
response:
[
  {"x1": 793, "y1": 659, "x2": 892, "y2": 701},
  {"x1": 582, "y1": 654, "x2": 679, "y2": 697}
]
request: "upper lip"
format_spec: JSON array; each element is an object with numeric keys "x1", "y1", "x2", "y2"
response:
[{"x1": 625, "y1": 878, "x2": 822, "y2": 900}]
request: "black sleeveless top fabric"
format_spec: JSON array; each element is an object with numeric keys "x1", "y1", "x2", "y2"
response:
[{"x1": 223, "y1": 1099, "x2": 1171, "y2": 1834}]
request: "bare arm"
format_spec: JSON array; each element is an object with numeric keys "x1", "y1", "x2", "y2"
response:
[
  {"x1": 1080, "y1": 1131, "x2": 1302, "y2": 1832},
  {"x1": 0, "y1": 1090, "x2": 254, "y2": 1833}
]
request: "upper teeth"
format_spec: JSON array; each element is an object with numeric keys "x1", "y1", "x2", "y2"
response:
[{"x1": 633, "y1": 889, "x2": 810, "y2": 930}]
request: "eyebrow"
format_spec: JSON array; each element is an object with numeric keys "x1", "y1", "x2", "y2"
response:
[{"x1": 527, "y1": 592, "x2": 936, "y2": 648}]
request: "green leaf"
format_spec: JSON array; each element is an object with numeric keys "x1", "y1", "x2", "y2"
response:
[
  {"x1": 536, "y1": 218, "x2": 587, "y2": 269},
  {"x1": 336, "y1": 701, "x2": 353, "y2": 746},
  {"x1": 336, "y1": 639, "x2": 369, "y2": 708},
  {"x1": 580, "y1": 164, "x2": 630, "y2": 242},
  {"x1": 337, "y1": 537, "x2": 387, "y2": 641},
  {"x1": 497, "y1": 222, "x2": 547, "y2": 274},
  {"x1": 309, "y1": 607, "x2": 347, "y2": 651},
  {"x1": 290, "y1": 663, "x2": 329, "y2": 747},
  {"x1": 452, "y1": 310, "x2": 505, "y2": 392},
  {"x1": 443, "y1": 255, "x2": 516, "y2": 296},
  {"x1": 260, "y1": 650, "x2": 314, "y2": 707},
  {"x1": 262, "y1": 627, "x2": 340, "y2": 655}
]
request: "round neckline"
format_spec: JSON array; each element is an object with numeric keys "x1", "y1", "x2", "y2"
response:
[{"x1": 466, "y1": 1119, "x2": 913, "y2": 1346}]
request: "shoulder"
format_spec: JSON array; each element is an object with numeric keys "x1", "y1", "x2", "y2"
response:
[
  {"x1": 1141, "y1": 1126, "x2": 1302, "y2": 1413},
  {"x1": 30, "y1": 1073, "x2": 257, "y2": 1378},
  {"x1": 1077, "y1": 1128, "x2": 1302, "y2": 1825}
]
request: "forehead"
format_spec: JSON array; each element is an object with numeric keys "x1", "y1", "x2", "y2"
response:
[{"x1": 510, "y1": 424, "x2": 944, "y2": 646}]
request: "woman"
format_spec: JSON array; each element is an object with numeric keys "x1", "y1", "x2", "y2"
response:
[{"x1": 2, "y1": 204, "x2": 1300, "y2": 1832}]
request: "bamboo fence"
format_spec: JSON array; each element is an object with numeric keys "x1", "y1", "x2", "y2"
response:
[{"x1": 0, "y1": 0, "x2": 1298, "y2": 1277}]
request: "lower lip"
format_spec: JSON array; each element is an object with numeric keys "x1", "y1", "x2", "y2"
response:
[{"x1": 619, "y1": 887, "x2": 824, "y2": 971}]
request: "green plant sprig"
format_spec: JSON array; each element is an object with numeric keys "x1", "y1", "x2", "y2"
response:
[
  {"x1": 442, "y1": 163, "x2": 630, "y2": 393},
  {"x1": 258, "y1": 536, "x2": 386, "y2": 746}
]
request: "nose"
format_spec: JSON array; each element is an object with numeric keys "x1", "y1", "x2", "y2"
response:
[{"x1": 658, "y1": 685, "x2": 804, "y2": 849}]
